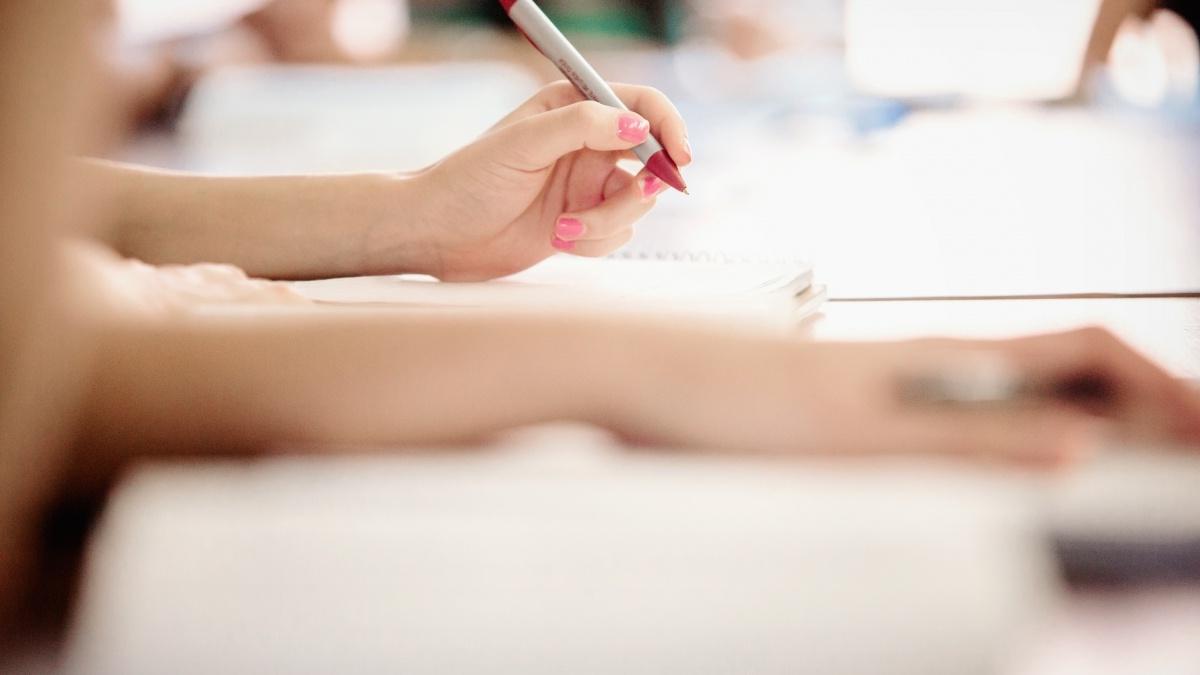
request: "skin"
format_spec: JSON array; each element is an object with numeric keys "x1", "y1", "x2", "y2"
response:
[
  {"x1": 0, "y1": 0, "x2": 112, "y2": 648},
  {"x1": 92, "y1": 80, "x2": 691, "y2": 281},
  {"x1": 3, "y1": 0, "x2": 1200, "y2": 655}
]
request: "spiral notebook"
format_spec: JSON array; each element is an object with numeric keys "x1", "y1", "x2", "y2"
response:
[{"x1": 293, "y1": 254, "x2": 822, "y2": 326}]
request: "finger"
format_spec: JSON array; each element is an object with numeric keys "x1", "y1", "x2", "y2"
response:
[
  {"x1": 1073, "y1": 328, "x2": 1200, "y2": 442},
  {"x1": 900, "y1": 407, "x2": 1098, "y2": 468},
  {"x1": 560, "y1": 152, "x2": 633, "y2": 214},
  {"x1": 1005, "y1": 327, "x2": 1200, "y2": 442},
  {"x1": 610, "y1": 83, "x2": 692, "y2": 167},
  {"x1": 481, "y1": 101, "x2": 653, "y2": 173},
  {"x1": 489, "y1": 80, "x2": 582, "y2": 131},
  {"x1": 553, "y1": 171, "x2": 666, "y2": 243},
  {"x1": 503, "y1": 81, "x2": 692, "y2": 167},
  {"x1": 553, "y1": 228, "x2": 635, "y2": 258},
  {"x1": 601, "y1": 165, "x2": 636, "y2": 200}
]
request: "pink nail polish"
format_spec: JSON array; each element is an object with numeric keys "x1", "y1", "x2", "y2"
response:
[
  {"x1": 555, "y1": 217, "x2": 584, "y2": 238},
  {"x1": 551, "y1": 236, "x2": 575, "y2": 252},
  {"x1": 618, "y1": 114, "x2": 650, "y2": 143},
  {"x1": 642, "y1": 176, "x2": 663, "y2": 198}
]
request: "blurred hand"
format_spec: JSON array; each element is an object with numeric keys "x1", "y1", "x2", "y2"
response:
[
  {"x1": 380, "y1": 81, "x2": 692, "y2": 281},
  {"x1": 66, "y1": 240, "x2": 308, "y2": 319},
  {"x1": 624, "y1": 327, "x2": 1200, "y2": 467}
]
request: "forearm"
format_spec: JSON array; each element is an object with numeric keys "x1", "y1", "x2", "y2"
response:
[
  {"x1": 0, "y1": 1, "x2": 102, "y2": 640},
  {"x1": 85, "y1": 160, "x2": 435, "y2": 280},
  {"x1": 78, "y1": 311, "x2": 651, "y2": 468}
]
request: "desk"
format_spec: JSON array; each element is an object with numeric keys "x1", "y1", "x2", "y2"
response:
[{"x1": 66, "y1": 438, "x2": 1055, "y2": 675}]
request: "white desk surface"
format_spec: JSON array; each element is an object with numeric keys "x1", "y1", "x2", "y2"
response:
[{"x1": 67, "y1": 441, "x2": 1057, "y2": 675}]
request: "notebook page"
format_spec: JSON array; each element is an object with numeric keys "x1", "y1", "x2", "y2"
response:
[
  {"x1": 613, "y1": 125, "x2": 814, "y2": 265},
  {"x1": 508, "y1": 256, "x2": 810, "y2": 299}
]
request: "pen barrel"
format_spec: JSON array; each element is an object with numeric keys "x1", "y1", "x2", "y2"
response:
[
  {"x1": 507, "y1": 0, "x2": 663, "y2": 162},
  {"x1": 631, "y1": 138, "x2": 663, "y2": 164}
]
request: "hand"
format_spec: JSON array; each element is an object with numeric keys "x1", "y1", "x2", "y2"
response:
[
  {"x1": 65, "y1": 240, "x2": 309, "y2": 319},
  {"x1": 381, "y1": 81, "x2": 692, "y2": 281},
  {"x1": 981, "y1": 327, "x2": 1200, "y2": 444},
  {"x1": 620, "y1": 327, "x2": 1200, "y2": 466}
]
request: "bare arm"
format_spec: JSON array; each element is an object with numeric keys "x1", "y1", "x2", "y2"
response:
[
  {"x1": 89, "y1": 80, "x2": 695, "y2": 283},
  {"x1": 86, "y1": 161, "x2": 434, "y2": 280},
  {"x1": 75, "y1": 305, "x2": 1200, "y2": 484},
  {"x1": 0, "y1": 0, "x2": 108, "y2": 645},
  {"x1": 79, "y1": 312, "x2": 632, "y2": 465}
]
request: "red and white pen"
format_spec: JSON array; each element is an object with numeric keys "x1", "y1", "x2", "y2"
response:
[{"x1": 499, "y1": 0, "x2": 689, "y2": 194}]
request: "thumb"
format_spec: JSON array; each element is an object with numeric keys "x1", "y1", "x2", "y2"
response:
[
  {"x1": 476, "y1": 101, "x2": 650, "y2": 173},
  {"x1": 916, "y1": 408, "x2": 1099, "y2": 468}
]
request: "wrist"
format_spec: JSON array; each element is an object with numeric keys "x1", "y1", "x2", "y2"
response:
[
  {"x1": 76, "y1": 159, "x2": 152, "y2": 249},
  {"x1": 572, "y1": 319, "x2": 713, "y2": 440},
  {"x1": 575, "y1": 319, "x2": 659, "y2": 430},
  {"x1": 509, "y1": 315, "x2": 667, "y2": 432},
  {"x1": 358, "y1": 169, "x2": 443, "y2": 278}
]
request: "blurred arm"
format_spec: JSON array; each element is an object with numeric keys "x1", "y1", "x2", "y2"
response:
[
  {"x1": 1083, "y1": 0, "x2": 1154, "y2": 73},
  {"x1": 0, "y1": 0, "x2": 104, "y2": 646},
  {"x1": 76, "y1": 304, "x2": 1200, "y2": 482},
  {"x1": 77, "y1": 312, "x2": 637, "y2": 469}
]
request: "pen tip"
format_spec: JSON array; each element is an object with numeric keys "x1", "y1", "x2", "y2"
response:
[{"x1": 683, "y1": 189, "x2": 691, "y2": 195}]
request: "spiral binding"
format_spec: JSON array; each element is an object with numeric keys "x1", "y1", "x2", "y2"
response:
[{"x1": 609, "y1": 250, "x2": 804, "y2": 265}]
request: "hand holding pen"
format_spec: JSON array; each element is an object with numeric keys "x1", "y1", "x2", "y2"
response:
[
  {"x1": 500, "y1": 0, "x2": 690, "y2": 194},
  {"x1": 354, "y1": 0, "x2": 693, "y2": 282},
  {"x1": 394, "y1": 81, "x2": 692, "y2": 282}
]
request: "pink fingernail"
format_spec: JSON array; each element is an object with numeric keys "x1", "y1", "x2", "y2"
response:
[
  {"x1": 555, "y1": 217, "x2": 584, "y2": 239},
  {"x1": 551, "y1": 236, "x2": 575, "y2": 252},
  {"x1": 642, "y1": 176, "x2": 663, "y2": 198},
  {"x1": 618, "y1": 114, "x2": 650, "y2": 143}
]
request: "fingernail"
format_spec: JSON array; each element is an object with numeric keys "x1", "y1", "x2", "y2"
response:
[
  {"x1": 618, "y1": 114, "x2": 650, "y2": 143},
  {"x1": 642, "y1": 175, "x2": 663, "y2": 198},
  {"x1": 555, "y1": 217, "x2": 585, "y2": 239},
  {"x1": 551, "y1": 236, "x2": 575, "y2": 252},
  {"x1": 682, "y1": 136, "x2": 693, "y2": 160}
]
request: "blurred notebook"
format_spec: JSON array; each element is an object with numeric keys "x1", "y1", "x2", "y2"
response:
[{"x1": 293, "y1": 256, "x2": 822, "y2": 327}]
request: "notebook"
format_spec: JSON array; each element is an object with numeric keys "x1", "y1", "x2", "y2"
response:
[{"x1": 292, "y1": 255, "x2": 822, "y2": 327}]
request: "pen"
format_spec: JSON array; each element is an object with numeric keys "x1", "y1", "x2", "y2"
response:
[
  {"x1": 898, "y1": 353, "x2": 1119, "y2": 411},
  {"x1": 499, "y1": 0, "x2": 690, "y2": 194}
]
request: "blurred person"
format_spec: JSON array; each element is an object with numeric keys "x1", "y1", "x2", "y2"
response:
[
  {"x1": 1094, "y1": 0, "x2": 1200, "y2": 105},
  {"x1": 113, "y1": 0, "x2": 409, "y2": 128},
  {"x1": 410, "y1": 0, "x2": 683, "y2": 42},
  {"x1": 3, "y1": 0, "x2": 1200, "y2": 664},
  {"x1": 1087, "y1": 0, "x2": 1199, "y2": 66},
  {"x1": 407, "y1": 0, "x2": 835, "y2": 59}
]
